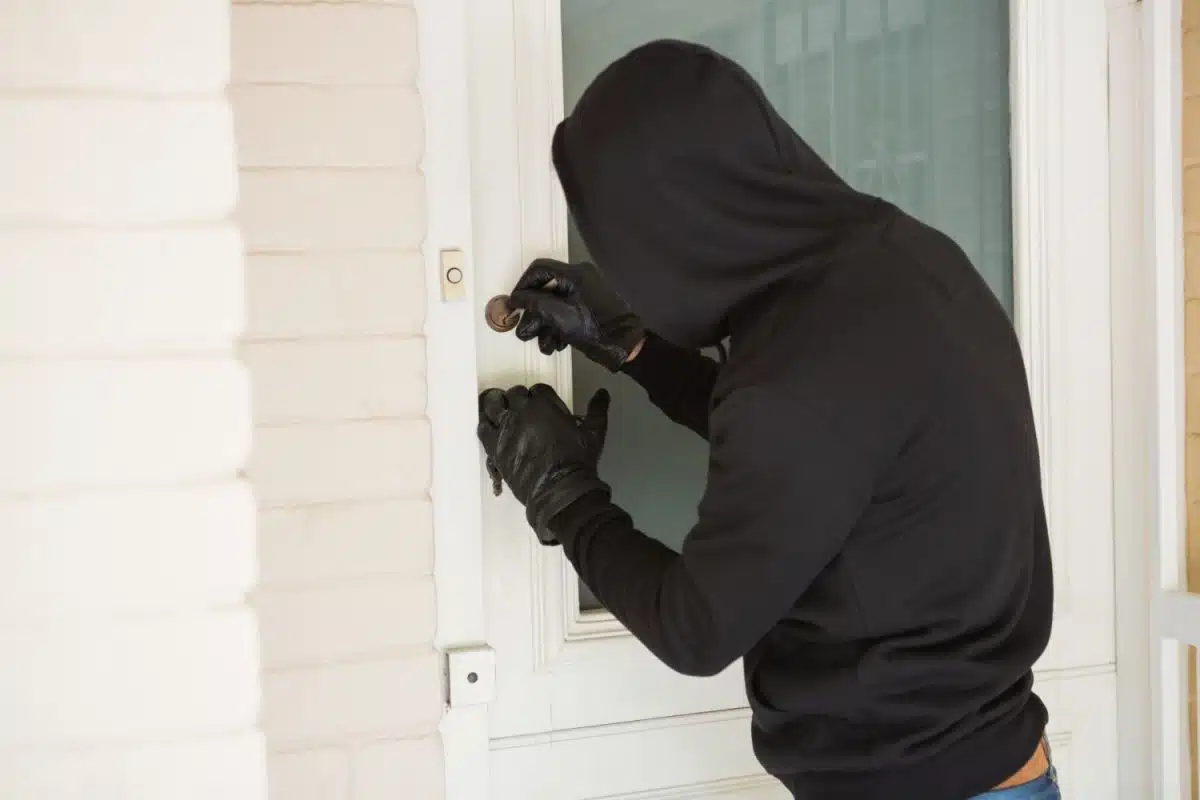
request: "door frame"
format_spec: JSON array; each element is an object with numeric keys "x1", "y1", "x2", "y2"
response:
[
  {"x1": 1136, "y1": 0, "x2": 1193, "y2": 797},
  {"x1": 419, "y1": 0, "x2": 1161, "y2": 797},
  {"x1": 1108, "y1": 1, "x2": 1155, "y2": 796},
  {"x1": 415, "y1": 1, "x2": 491, "y2": 799}
]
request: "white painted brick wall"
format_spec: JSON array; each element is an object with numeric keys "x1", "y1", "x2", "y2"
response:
[
  {"x1": 257, "y1": 500, "x2": 433, "y2": 585},
  {"x1": 0, "y1": 1, "x2": 266, "y2": 798},
  {"x1": 353, "y1": 737, "x2": 446, "y2": 800},
  {"x1": 231, "y1": 86, "x2": 424, "y2": 168},
  {"x1": 245, "y1": 251, "x2": 427, "y2": 339},
  {"x1": 0, "y1": 228, "x2": 244, "y2": 354},
  {"x1": 261, "y1": 652, "x2": 443, "y2": 747},
  {"x1": 232, "y1": 4, "x2": 418, "y2": 85},
  {"x1": 241, "y1": 338, "x2": 426, "y2": 423},
  {"x1": 1, "y1": 98, "x2": 236, "y2": 225},
  {"x1": 232, "y1": 0, "x2": 444, "y2": 796}
]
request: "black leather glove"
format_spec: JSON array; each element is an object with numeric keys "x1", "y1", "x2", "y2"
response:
[
  {"x1": 509, "y1": 258, "x2": 645, "y2": 372},
  {"x1": 477, "y1": 383, "x2": 612, "y2": 545}
]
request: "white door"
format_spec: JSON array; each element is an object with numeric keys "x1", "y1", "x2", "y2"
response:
[{"x1": 467, "y1": 1, "x2": 1119, "y2": 797}]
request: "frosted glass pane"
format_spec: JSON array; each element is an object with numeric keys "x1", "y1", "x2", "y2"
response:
[{"x1": 561, "y1": 0, "x2": 1012, "y2": 611}]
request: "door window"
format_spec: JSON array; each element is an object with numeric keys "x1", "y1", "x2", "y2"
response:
[{"x1": 561, "y1": 0, "x2": 1012, "y2": 610}]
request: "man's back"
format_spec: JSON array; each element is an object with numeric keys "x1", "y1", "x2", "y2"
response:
[
  {"x1": 726, "y1": 208, "x2": 1052, "y2": 798},
  {"x1": 481, "y1": 37, "x2": 1056, "y2": 800}
]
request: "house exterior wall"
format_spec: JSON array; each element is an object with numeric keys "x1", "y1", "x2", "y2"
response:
[
  {"x1": 1186, "y1": 0, "x2": 1200, "y2": 792},
  {"x1": 1186, "y1": 2, "x2": 1200, "y2": 562},
  {"x1": 231, "y1": 1, "x2": 445, "y2": 798},
  {"x1": 0, "y1": 1, "x2": 266, "y2": 797}
]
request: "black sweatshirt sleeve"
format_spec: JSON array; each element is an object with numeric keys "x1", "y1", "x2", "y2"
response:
[
  {"x1": 549, "y1": 386, "x2": 874, "y2": 677},
  {"x1": 621, "y1": 332, "x2": 720, "y2": 440}
]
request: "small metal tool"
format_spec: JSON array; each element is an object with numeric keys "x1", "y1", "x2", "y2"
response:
[
  {"x1": 486, "y1": 456, "x2": 504, "y2": 497},
  {"x1": 484, "y1": 278, "x2": 559, "y2": 333},
  {"x1": 485, "y1": 294, "x2": 521, "y2": 333},
  {"x1": 483, "y1": 408, "x2": 592, "y2": 499}
]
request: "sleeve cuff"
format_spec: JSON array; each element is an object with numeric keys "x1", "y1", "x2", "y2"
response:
[
  {"x1": 547, "y1": 488, "x2": 627, "y2": 550},
  {"x1": 620, "y1": 331, "x2": 668, "y2": 383}
]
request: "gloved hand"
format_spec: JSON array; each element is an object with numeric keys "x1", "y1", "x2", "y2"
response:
[
  {"x1": 478, "y1": 383, "x2": 612, "y2": 545},
  {"x1": 509, "y1": 258, "x2": 645, "y2": 372}
]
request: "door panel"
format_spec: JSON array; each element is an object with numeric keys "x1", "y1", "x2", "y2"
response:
[
  {"x1": 468, "y1": 0, "x2": 1118, "y2": 796},
  {"x1": 563, "y1": 0, "x2": 1014, "y2": 611},
  {"x1": 488, "y1": 672, "x2": 1116, "y2": 799}
]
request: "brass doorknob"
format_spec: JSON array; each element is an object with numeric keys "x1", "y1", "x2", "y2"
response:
[
  {"x1": 485, "y1": 278, "x2": 557, "y2": 333},
  {"x1": 485, "y1": 294, "x2": 521, "y2": 333}
]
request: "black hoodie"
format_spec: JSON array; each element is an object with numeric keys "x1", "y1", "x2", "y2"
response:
[{"x1": 547, "y1": 41, "x2": 1052, "y2": 800}]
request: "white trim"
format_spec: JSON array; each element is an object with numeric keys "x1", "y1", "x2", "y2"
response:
[
  {"x1": 1146, "y1": 0, "x2": 1186, "y2": 600},
  {"x1": 421, "y1": 0, "x2": 487, "y2": 654},
  {"x1": 1143, "y1": 0, "x2": 1190, "y2": 797},
  {"x1": 1010, "y1": 0, "x2": 1054, "y2": 505},
  {"x1": 416, "y1": 0, "x2": 491, "y2": 797},
  {"x1": 1011, "y1": 0, "x2": 1120, "y2": 680},
  {"x1": 1107, "y1": 1, "x2": 1155, "y2": 796}
]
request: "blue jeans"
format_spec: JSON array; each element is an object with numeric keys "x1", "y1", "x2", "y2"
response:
[{"x1": 969, "y1": 739, "x2": 1060, "y2": 799}]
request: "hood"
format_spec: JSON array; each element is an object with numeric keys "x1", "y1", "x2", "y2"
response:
[{"x1": 552, "y1": 40, "x2": 880, "y2": 349}]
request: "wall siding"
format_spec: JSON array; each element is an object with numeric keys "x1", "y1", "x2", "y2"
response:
[
  {"x1": 0, "y1": 1, "x2": 266, "y2": 797},
  {"x1": 1186, "y1": 1, "x2": 1200, "y2": 796},
  {"x1": 231, "y1": 1, "x2": 444, "y2": 798}
]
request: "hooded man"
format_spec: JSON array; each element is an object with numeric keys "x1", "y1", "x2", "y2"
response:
[{"x1": 477, "y1": 40, "x2": 1056, "y2": 800}]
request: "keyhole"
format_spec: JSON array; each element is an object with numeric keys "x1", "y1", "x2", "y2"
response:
[{"x1": 467, "y1": 671, "x2": 478, "y2": 684}]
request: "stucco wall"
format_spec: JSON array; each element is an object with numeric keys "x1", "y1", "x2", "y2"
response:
[
  {"x1": 0, "y1": 1, "x2": 266, "y2": 797},
  {"x1": 231, "y1": 1, "x2": 444, "y2": 798}
]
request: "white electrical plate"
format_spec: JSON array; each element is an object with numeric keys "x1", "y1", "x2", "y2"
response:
[{"x1": 446, "y1": 645, "x2": 496, "y2": 709}]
